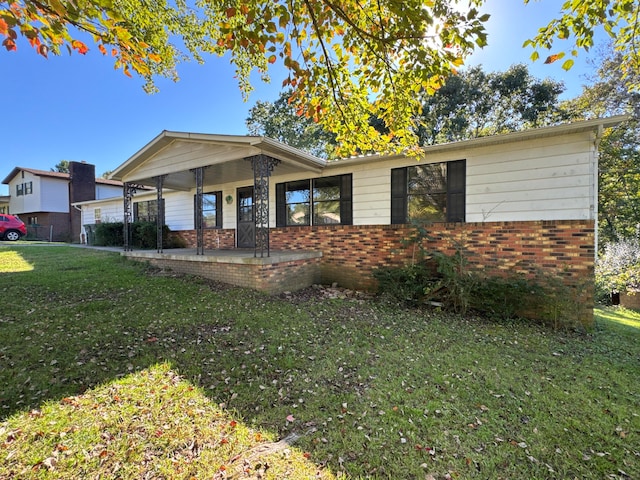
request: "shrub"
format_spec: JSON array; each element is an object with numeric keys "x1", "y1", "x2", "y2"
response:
[
  {"x1": 93, "y1": 221, "x2": 179, "y2": 249},
  {"x1": 374, "y1": 225, "x2": 588, "y2": 329},
  {"x1": 596, "y1": 237, "x2": 640, "y2": 301},
  {"x1": 94, "y1": 222, "x2": 124, "y2": 246},
  {"x1": 373, "y1": 263, "x2": 437, "y2": 306}
]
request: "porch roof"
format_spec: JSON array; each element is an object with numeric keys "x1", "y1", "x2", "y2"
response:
[{"x1": 109, "y1": 131, "x2": 327, "y2": 191}]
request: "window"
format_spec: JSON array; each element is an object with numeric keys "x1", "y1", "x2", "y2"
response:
[
  {"x1": 313, "y1": 177, "x2": 342, "y2": 225},
  {"x1": 28, "y1": 216, "x2": 38, "y2": 225},
  {"x1": 276, "y1": 174, "x2": 352, "y2": 227},
  {"x1": 391, "y1": 160, "x2": 465, "y2": 224},
  {"x1": 194, "y1": 191, "x2": 222, "y2": 228},
  {"x1": 134, "y1": 200, "x2": 161, "y2": 223},
  {"x1": 16, "y1": 182, "x2": 33, "y2": 196},
  {"x1": 284, "y1": 180, "x2": 310, "y2": 225},
  {"x1": 94, "y1": 208, "x2": 102, "y2": 224}
]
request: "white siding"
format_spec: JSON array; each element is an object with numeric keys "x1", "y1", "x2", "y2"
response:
[
  {"x1": 75, "y1": 128, "x2": 599, "y2": 229},
  {"x1": 163, "y1": 191, "x2": 193, "y2": 230},
  {"x1": 39, "y1": 177, "x2": 69, "y2": 212},
  {"x1": 95, "y1": 184, "x2": 122, "y2": 200},
  {"x1": 464, "y1": 135, "x2": 596, "y2": 222},
  {"x1": 97, "y1": 200, "x2": 124, "y2": 224},
  {"x1": 81, "y1": 198, "x2": 123, "y2": 224},
  {"x1": 10, "y1": 173, "x2": 69, "y2": 214}
]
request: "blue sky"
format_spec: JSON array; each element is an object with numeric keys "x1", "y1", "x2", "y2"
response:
[{"x1": 0, "y1": 0, "x2": 605, "y2": 195}]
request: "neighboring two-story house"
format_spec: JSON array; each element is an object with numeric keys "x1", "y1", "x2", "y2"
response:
[{"x1": 1, "y1": 161, "x2": 122, "y2": 242}]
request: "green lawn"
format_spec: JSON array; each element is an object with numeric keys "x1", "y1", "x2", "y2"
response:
[{"x1": 1, "y1": 246, "x2": 638, "y2": 479}]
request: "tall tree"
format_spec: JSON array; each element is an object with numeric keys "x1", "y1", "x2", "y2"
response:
[
  {"x1": 246, "y1": 91, "x2": 336, "y2": 158},
  {"x1": 51, "y1": 160, "x2": 70, "y2": 173},
  {"x1": 0, "y1": 0, "x2": 489, "y2": 157},
  {"x1": 416, "y1": 64, "x2": 568, "y2": 145}
]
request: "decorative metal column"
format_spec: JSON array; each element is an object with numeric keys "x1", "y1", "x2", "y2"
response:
[
  {"x1": 155, "y1": 175, "x2": 166, "y2": 253},
  {"x1": 123, "y1": 182, "x2": 142, "y2": 251},
  {"x1": 193, "y1": 167, "x2": 204, "y2": 255},
  {"x1": 248, "y1": 154, "x2": 280, "y2": 257}
]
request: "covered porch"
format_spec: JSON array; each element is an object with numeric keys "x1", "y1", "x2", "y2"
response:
[{"x1": 109, "y1": 132, "x2": 328, "y2": 293}]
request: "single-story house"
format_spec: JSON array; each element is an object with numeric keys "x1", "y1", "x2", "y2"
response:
[{"x1": 74, "y1": 116, "x2": 628, "y2": 325}]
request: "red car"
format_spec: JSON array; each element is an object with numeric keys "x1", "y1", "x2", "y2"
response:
[{"x1": 0, "y1": 214, "x2": 27, "y2": 241}]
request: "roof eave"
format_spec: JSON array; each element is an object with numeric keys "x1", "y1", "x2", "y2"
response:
[
  {"x1": 109, "y1": 131, "x2": 327, "y2": 182},
  {"x1": 329, "y1": 115, "x2": 631, "y2": 168}
]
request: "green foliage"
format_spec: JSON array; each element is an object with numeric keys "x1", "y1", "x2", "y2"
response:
[
  {"x1": 0, "y1": 0, "x2": 490, "y2": 157},
  {"x1": 417, "y1": 64, "x2": 570, "y2": 144},
  {"x1": 94, "y1": 221, "x2": 180, "y2": 249},
  {"x1": 596, "y1": 237, "x2": 640, "y2": 296},
  {"x1": 524, "y1": 0, "x2": 640, "y2": 93},
  {"x1": 373, "y1": 263, "x2": 436, "y2": 306},
  {"x1": 51, "y1": 160, "x2": 70, "y2": 173},
  {"x1": 377, "y1": 228, "x2": 590, "y2": 329},
  {"x1": 94, "y1": 222, "x2": 124, "y2": 246},
  {"x1": 246, "y1": 89, "x2": 337, "y2": 158},
  {"x1": 1, "y1": 246, "x2": 638, "y2": 479}
]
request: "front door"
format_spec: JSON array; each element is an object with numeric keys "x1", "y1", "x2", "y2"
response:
[{"x1": 237, "y1": 186, "x2": 255, "y2": 248}]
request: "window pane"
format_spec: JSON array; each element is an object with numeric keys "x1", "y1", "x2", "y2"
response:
[
  {"x1": 203, "y1": 193, "x2": 218, "y2": 228},
  {"x1": 286, "y1": 180, "x2": 310, "y2": 203},
  {"x1": 313, "y1": 177, "x2": 340, "y2": 201},
  {"x1": 287, "y1": 203, "x2": 310, "y2": 225},
  {"x1": 203, "y1": 213, "x2": 218, "y2": 228},
  {"x1": 405, "y1": 164, "x2": 448, "y2": 223},
  {"x1": 239, "y1": 206, "x2": 253, "y2": 222},
  {"x1": 203, "y1": 195, "x2": 217, "y2": 210},
  {"x1": 408, "y1": 164, "x2": 447, "y2": 195},
  {"x1": 239, "y1": 195, "x2": 253, "y2": 208},
  {"x1": 408, "y1": 193, "x2": 447, "y2": 222},
  {"x1": 138, "y1": 202, "x2": 148, "y2": 218},
  {"x1": 313, "y1": 200, "x2": 340, "y2": 224}
]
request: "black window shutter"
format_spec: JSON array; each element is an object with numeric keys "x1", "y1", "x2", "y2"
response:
[
  {"x1": 193, "y1": 195, "x2": 197, "y2": 228},
  {"x1": 216, "y1": 192, "x2": 222, "y2": 228},
  {"x1": 391, "y1": 168, "x2": 408, "y2": 224},
  {"x1": 340, "y1": 174, "x2": 353, "y2": 225},
  {"x1": 275, "y1": 183, "x2": 286, "y2": 227},
  {"x1": 447, "y1": 160, "x2": 465, "y2": 222},
  {"x1": 133, "y1": 203, "x2": 139, "y2": 222}
]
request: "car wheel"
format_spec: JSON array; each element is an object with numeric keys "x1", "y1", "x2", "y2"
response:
[{"x1": 4, "y1": 230, "x2": 21, "y2": 241}]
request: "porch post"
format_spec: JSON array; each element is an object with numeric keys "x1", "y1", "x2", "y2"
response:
[
  {"x1": 248, "y1": 154, "x2": 280, "y2": 258},
  {"x1": 123, "y1": 182, "x2": 135, "y2": 251},
  {"x1": 155, "y1": 175, "x2": 166, "y2": 253},
  {"x1": 193, "y1": 167, "x2": 204, "y2": 255}
]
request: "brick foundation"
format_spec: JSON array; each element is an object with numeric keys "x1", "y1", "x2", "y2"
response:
[
  {"x1": 176, "y1": 229, "x2": 236, "y2": 249},
  {"x1": 127, "y1": 251, "x2": 322, "y2": 295},
  {"x1": 174, "y1": 220, "x2": 595, "y2": 325}
]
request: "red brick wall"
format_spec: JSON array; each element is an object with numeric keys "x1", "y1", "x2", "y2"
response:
[
  {"x1": 25, "y1": 212, "x2": 71, "y2": 242},
  {"x1": 175, "y1": 220, "x2": 595, "y2": 324},
  {"x1": 177, "y1": 228, "x2": 235, "y2": 249},
  {"x1": 177, "y1": 221, "x2": 594, "y2": 289},
  {"x1": 269, "y1": 221, "x2": 594, "y2": 289},
  {"x1": 144, "y1": 256, "x2": 321, "y2": 295}
]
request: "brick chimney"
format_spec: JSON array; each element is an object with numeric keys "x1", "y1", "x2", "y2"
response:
[{"x1": 69, "y1": 161, "x2": 96, "y2": 242}]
